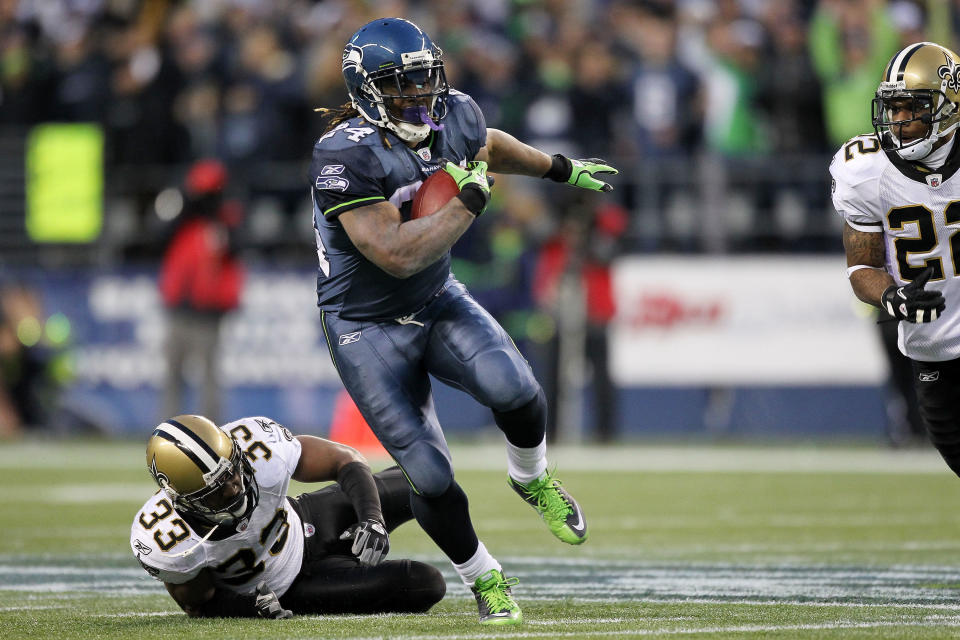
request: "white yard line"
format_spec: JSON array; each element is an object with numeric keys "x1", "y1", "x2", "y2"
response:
[
  {"x1": 0, "y1": 443, "x2": 949, "y2": 473},
  {"x1": 448, "y1": 444, "x2": 949, "y2": 474},
  {"x1": 385, "y1": 619, "x2": 960, "y2": 639}
]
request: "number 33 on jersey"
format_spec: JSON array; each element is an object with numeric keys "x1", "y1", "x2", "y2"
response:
[{"x1": 130, "y1": 418, "x2": 305, "y2": 597}]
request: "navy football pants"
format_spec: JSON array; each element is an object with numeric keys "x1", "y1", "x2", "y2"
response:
[{"x1": 321, "y1": 277, "x2": 542, "y2": 497}]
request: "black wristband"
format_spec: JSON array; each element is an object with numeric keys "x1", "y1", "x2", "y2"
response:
[
  {"x1": 337, "y1": 461, "x2": 384, "y2": 524},
  {"x1": 543, "y1": 153, "x2": 572, "y2": 182},
  {"x1": 196, "y1": 589, "x2": 259, "y2": 618},
  {"x1": 456, "y1": 184, "x2": 488, "y2": 216}
]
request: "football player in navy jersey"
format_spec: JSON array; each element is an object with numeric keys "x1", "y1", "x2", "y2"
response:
[{"x1": 310, "y1": 18, "x2": 618, "y2": 625}]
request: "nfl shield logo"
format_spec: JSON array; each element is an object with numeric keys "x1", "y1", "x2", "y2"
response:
[
  {"x1": 416, "y1": 147, "x2": 431, "y2": 161},
  {"x1": 926, "y1": 174, "x2": 942, "y2": 188}
]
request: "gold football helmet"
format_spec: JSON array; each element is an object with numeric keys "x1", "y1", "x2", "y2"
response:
[
  {"x1": 146, "y1": 415, "x2": 258, "y2": 525},
  {"x1": 873, "y1": 41, "x2": 960, "y2": 160}
]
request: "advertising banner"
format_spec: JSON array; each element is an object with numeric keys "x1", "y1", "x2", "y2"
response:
[{"x1": 611, "y1": 256, "x2": 888, "y2": 385}]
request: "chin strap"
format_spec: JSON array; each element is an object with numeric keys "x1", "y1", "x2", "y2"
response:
[{"x1": 172, "y1": 522, "x2": 221, "y2": 558}]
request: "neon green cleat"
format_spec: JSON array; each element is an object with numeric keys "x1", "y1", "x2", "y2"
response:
[
  {"x1": 509, "y1": 470, "x2": 588, "y2": 545},
  {"x1": 471, "y1": 569, "x2": 522, "y2": 625}
]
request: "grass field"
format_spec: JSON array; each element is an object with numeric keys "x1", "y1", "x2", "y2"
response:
[{"x1": 4, "y1": 439, "x2": 960, "y2": 639}]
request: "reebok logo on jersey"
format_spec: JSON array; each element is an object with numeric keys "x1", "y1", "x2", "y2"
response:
[
  {"x1": 321, "y1": 164, "x2": 345, "y2": 175},
  {"x1": 316, "y1": 176, "x2": 349, "y2": 191},
  {"x1": 919, "y1": 371, "x2": 940, "y2": 382},
  {"x1": 134, "y1": 539, "x2": 152, "y2": 555},
  {"x1": 339, "y1": 331, "x2": 362, "y2": 345}
]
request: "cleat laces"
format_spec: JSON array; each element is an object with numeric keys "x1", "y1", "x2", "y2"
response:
[
  {"x1": 477, "y1": 575, "x2": 519, "y2": 614},
  {"x1": 525, "y1": 472, "x2": 573, "y2": 521}
]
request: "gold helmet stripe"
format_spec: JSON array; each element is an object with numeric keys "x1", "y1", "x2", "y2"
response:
[
  {"x1": 887, "y1": 41, "x2": 927, "y2": 83},
  {"x1": 154, "y1": 419, "x2": 221, "y2": 473}
]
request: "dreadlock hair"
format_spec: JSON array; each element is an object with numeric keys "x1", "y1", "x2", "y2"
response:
[{"x1": 314, "y1": 102, "x2": 393, "y2": 149}]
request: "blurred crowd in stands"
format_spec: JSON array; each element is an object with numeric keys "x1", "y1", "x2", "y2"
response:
[{"x1": 3, "y1": 0, "x2": 957, "y2": 256}]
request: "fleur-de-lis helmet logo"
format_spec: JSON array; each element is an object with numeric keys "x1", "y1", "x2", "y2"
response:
[
  {"x1": 150, "y1": 457, "x2": 170, "y2": 489},
  {"x1": 937, "y1": 51, "x2": 960, "y2": 93}
]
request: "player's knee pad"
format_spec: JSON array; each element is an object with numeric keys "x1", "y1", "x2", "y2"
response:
[
  {"x1": 398, "y1": 441, "x2": 454, "y2": 497},
  {"x1": 470, "y1": 347, "x2": 539, "y2": 411}
]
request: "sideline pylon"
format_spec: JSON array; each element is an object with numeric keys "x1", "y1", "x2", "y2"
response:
[{"x1": 328, "y1": 389, "x2": 388, "y2": 457}]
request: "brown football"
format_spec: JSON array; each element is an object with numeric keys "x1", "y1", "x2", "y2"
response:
[{"x1": 410, "y1": 170, "x2": 459, "y2": 219}]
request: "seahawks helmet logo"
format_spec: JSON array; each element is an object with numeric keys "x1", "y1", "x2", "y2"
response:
[
  {"x1": 342, "y1": 43, "x2": 363, "y2": 74},
  {"x1": 938, "y1": 52, "x2": 960, "y2": 93}
]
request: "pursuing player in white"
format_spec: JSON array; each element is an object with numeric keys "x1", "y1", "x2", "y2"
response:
[
  {"x1": 130, "y1": 415, "x2": 445, "y2": 618},
  {"x1": 832, "y1": 41, "x2": 960, "y2": 473}
]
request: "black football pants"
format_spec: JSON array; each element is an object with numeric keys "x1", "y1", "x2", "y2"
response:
[
  {"x1": 281, "y1": 466, "x2": 446, "y2": 614},
  {"x1": 912, "y1": 357, "x2": 960, "y2": 475}
]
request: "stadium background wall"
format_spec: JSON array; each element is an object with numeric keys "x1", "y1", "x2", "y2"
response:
[{"x1": 11, "y1": 257, "x2": 887, "y2": 438}]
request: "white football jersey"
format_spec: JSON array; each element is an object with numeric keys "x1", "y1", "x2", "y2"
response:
[
  {"x1": 130, "y1": 417, "x2": 304, "y2": 597},
  {"x1": 831, "y1": 133, "x2": 960, "y2": 361}
]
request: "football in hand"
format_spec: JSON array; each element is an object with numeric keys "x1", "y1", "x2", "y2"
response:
[{"x1": 411, "y1": 170, "x2": 459, "y2": 219}]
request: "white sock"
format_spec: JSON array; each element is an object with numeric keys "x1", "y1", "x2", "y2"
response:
[
  {"x1": 506, "y1": 436, "x2": 547, "y2": 486},
  {"x1": 453, "y1": 541, "x2": 501, "y2": 586}
]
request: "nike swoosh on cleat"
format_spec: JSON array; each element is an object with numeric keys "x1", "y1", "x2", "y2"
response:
[{"x1": 569, "y1": 504, "x2": 585, "y2": 532}]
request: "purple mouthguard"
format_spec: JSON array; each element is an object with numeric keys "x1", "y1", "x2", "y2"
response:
[{"x1": 401, "y1": 105, "x2": 444, "y2": 131}]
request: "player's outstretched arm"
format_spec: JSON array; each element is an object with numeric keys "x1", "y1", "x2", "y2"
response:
[{"x1": 478, "y1": 128, "x2": 618, "y2": 191}]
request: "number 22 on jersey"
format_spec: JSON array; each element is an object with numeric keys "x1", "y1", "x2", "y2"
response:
[{"x1": 888, "y1": 202, "x2": 960, "y2": 281}]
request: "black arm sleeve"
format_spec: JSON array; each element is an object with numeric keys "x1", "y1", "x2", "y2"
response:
[
  {"x1": 336, "y1": 461, "x2": 384, "y2": 524},
  {"x1": 193, "y1": 589, "x2": 258, "y2": 618}
]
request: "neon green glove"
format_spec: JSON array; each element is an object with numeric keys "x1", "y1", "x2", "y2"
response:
[
  {"x1": 544, "y1": 154, "x2": 618, "y2": 192},
  {"x1": 443, "y1": 160, "x2": 491, "y2": 215},
  {"x1": 443, "y1": 161, "x2": 491, "y2": 192}
]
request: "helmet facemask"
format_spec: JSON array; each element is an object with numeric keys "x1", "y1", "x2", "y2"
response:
[
  {"x1": 360, "y1": 61, "x2": 448, "y2": 143},
  {"x1": 156, "y1": 439, "x2": 260, "y2": 527},
  {"x1": 873, "y1": 86, "x2": 957, "y2": 160}
]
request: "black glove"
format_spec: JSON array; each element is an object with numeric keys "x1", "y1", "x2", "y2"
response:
[
  {"x1": 339, "y1": 518, "x2": 389, "y2": 565},
  {"x1": 254, "y1": 581, "x2": 293, "y2": 619},
  {"x1": 881, "y1": 267, "x2": 945, "y2": 323}
]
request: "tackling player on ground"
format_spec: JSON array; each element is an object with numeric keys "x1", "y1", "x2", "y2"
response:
[
  {"x1": 832, "y1": 41, "x2": 960, "y2": 478},
  {"x1": 310, "y1": 18, "x2": 617, "y2": 625},
  {"x1": 130, "y1": 415, "x2": 445, "y2": 618}
]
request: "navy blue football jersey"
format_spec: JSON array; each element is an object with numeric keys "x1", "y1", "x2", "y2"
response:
[{"x1": 310, "y1": 90, "x2": 487, "y2": 320}]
